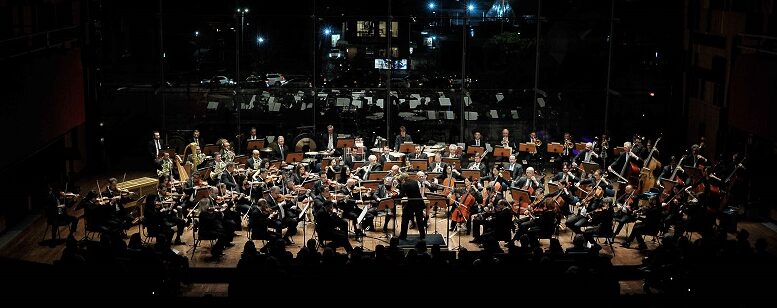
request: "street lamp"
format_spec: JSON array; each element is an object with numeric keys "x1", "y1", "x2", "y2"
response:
[
  {"x1": 428, "y1": 2, "x2": 435, "y2": 9},
  {"x1": 236, "y1": 8, "x2": 249, "y2": 88}
]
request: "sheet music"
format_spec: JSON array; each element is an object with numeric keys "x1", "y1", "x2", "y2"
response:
[
  {"x1": 495, "y1": 93, "x2": 504, "y2": 102},
  {"x1": 336, "y1": 97, "x2": 350, "y2": 107},
  {"x1": 439, "y1": 97, "x2": 451, "y2": 106},
  {"x1": 357, "y1": 203, "x2": 369, "y2": 225},
  {"x1": 376, "y1": 99, "x2": 384, "y2": 108},
  {"x1": 485, "y1": 143, "x2": 494, "y2": 153},
  {"x1": 511, "y1": 110, "x2": 519, "y2": 119},
  {"x1": 352, "y1": 99, "x2": 363, "y2": 108},
  {"x1": 464, "y1": 111, "x2": 478, "y2": 120},
  {"x1": 464, "y1": 96, "x2": 472, "y2": 106},
  {"x1": 409, "y1": 99, "x2": 421, "y2": 109},
  {"x1": 490, "y1": 110, "x2": 499, "y2": 119},
  {"x1": 410, "y1": 93, "x2": 421, "y2": 100},
  {"x1": 444, "y1": 111, "x2": 454, "y2": 119},
  {"x1": 298, "y1": 203, "x2": 310, "y2": 220},
  {"x1": 207, "y1": 101, "x2": 219, "y2": 110},
  {"x1": 268, "y1": 97, "x2": 281, "y2": 112},
  {"x1": 427, "y1": 110, "x2": 437, "y2": 120}
]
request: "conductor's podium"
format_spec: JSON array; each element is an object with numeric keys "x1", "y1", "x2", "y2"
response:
[{"x1": 116, "y1": 177, "x2": 159, "y2": 222}]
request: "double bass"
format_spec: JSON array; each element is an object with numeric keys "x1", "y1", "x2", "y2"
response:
[{"x1": 639, "y1": 137, "x2": 662, "y2": 193}]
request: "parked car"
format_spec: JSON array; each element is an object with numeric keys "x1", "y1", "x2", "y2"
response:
[
  {"x1": 328, "y1": 48, "x2": 345, "y2": 59},
  {"x1": 245, "y1": 75, "x2": 267, "y2": 88},
  {"x1": 281, "y1": 77, "x2": 312, "y2": 88},
  {"x1": 200, "y1": 75, "x2": 235, "y2": 87},
  {"x1": 378, "y1": 77, "x2": 410, "y2": 89},
  {"x1": 265, "y1": 73, "x2": 286, "y2": 87}
]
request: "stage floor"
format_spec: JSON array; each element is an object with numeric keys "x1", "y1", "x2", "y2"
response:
[{"x1": 3, "y1": 173, "x2": 776, "y2": 297}]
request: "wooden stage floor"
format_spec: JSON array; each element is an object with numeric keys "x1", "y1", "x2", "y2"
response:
[{"x1": 2, "y1": 173, "x2": 776, "y2": 297}]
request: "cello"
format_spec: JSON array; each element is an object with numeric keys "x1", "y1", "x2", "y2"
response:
[{"x1": 451, "y1": 185, "x2": 476, "y2": 224}]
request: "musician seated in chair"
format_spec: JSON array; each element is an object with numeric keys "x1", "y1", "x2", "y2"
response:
[
  {"x1": 582, "y1": 197, "x2": 614, "y2": 250},
  {"x1": 144, "y1": 185, "x2": 186, "y2": 245},
  {"x1": 320, "y1": 124, "x2": 341, "y2": 156},
  {"x1": 45, "y1": 186, "x2": 79, "y2": 238},
  {"x1": 336, "y1": 178, "x2": 372, "y2": 235},
  {"x1": 198, "y1": 202, "x2": 234, "y2": 257},
  {"x1": 315, "y1": 201, "x2": 353, "y2": 252},
  {"x1": 621, "y1": 197, "x2": 662, "y2": 250},
  {"x1": 612, "y1": 184, "x2": 638, "y2": 240},
  {"x1": 471, "y1": 200, "x2": 512, "y2": 244},
  {"x1": 514, "y1": 167, "x2": 544, "y2": 192},
  {"x1": 247, "y1": 199, "x2": 281, "y2": 242},
  {"x1": 103, "y1": 178, "x2": 135, "y2": 230},
  {"x1": 407, "y1": 145, "x2": 428, "y2": 160},
  {"x1": 267, "y1": 186, "x2": 301, "y2": 245},
  {"x1": 502, "y1": 155, "x2": 524, "y2": 180},
  {"x1": 552, "y1": 163, "x2": 579, "y2": 185},
  {"x1": 465, "y1": 154, "x2": 487, "y2": 177}
]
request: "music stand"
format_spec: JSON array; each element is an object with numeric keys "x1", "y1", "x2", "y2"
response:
[
  {"x1": 203, "y1": 144, "x2": 220, "y2": 156},
  {"x1": 461, "y1": 169, "x2": 481, "y2": 182},
  {"x1": 546, "y1": 143, "x2": 563, "y2": 154},
  {"x1": 194, "y1": 187, "x2": 211, "y2": 203},
  {"x1": 285, "y1": 153, "x2": 304, "y2": 164},
  {"x1": 410, "y1": 159, "x2": 427, "y2": 171},
  {"x1": 352, "y1": 160, "x2": 365, "y2": 169},
  {"x1": 302, "y1": 179, "x2": 317, "y2": 190},
  {"x1": 368, "y1": 171, "x2": 390, "y2": 180},
  {"x1": 425, "y1": 194, "x2": 448, "y2": 235},
  {"x1": 660, "y1": 178, "x2": 678, "y2": 193},
  {"x1": 613, "y1": 147, "x2": 625, "y2": 156},
  {"x1": 382, "y1": 161, "x2": 403, "y2": 171},
  {"x1": 575, "y1": 142, "x2": 587, "y2": 151},
  {"x1": 510, "y1": 188, "x2": 531, "y2": 208},
  {"x1": 454, "y1": 181, "x2": 466, "y2": 189},
  {"x1": 493, "y1": 146, "x2": 512, "y2": 158},
  {"x1": 442, "y1": 158, "x2": 461, "y2": 169},
  {"x1": 426, "y1": 172, "x2": 442, "y2": 180},
  {"x1": 321, "y1": 158, "x2": 333, "y2": 171},
  {"x1": 466, "y1": 146, "x2": 485, "y2": 157},
  {"x1": 547, "y1": 182, "x2": 561, "y2": 194},
  {"x1": 299, "y1": 203, "x2": 311, "y2": 247},
  {"x1": 247, "y1": 139, "x2": 266, "y2": 152},
  {"x1": 581, "y1": 161, "x2": 600, "y2": 174},
  {"x1": 683, "y1": 166, "x2": 702, "y2": 182},
  {"x1": 336, "y1": 138, "x2": 355, "y2": 149},
  {"x1": 499, "y1": 170, "x2": 513, "y2": 181},
  {"x1": 269, "y1": 160, "x2": 283, "y2": 170},
  {"x1": 518, "y1": 143, "x2": 536, "y2": 153},
  {"x1": 360, "y1": 180, "x2": 380, "y2": 190},
  {"x1": 398, "y1": 143, "x2": 416, "y2": 154},
  {"x1": 234, "y1": 155, "x2": 248, "y2": 165}
]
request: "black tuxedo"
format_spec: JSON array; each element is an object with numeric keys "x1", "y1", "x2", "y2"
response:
[
  {"x1": 407, "y1": 152, "x2": 428, "y2": 160},
  {"x1": 271, "y1": 143, "x2": 290, "y2": 161},
  {"x1": 320, "y1": 133, "x2": 339, "y2": 151},
  {"x1": 552, "y1": 171, "x2": 578, "y2": 184},
  {"x1": 502, "y1": 162, "x2": 524, "y2": 180},
  {"x1": 192, "y1": 137, "x2": 202, "y2": 147},
  {"x1": 398, "y1": 180, "x2": 426, "y2": 239},
  {"x1": 428, "y1": 162, "x2": 446, "y2": 173},
  {"x1": 379, "y1": 153, "x2": 392, "y2": 167},
  {"x1": 469, "y1": 138, "x2": 487, "y2": 148},
  {"x1": 148, "y1": 139, "x2": 163, "y2": 159},
  {"x1": 220, "y1": 171, "x2": 238, "y2": 190},
  {"x1": 464, "y1": 162, "x2": 488, "y2": 177}
]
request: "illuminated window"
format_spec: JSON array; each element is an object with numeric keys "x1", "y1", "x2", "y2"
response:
[
  {"x1": 356, "y1": 21, "x2": 374, "y2": 37},
  {"x1": 379, "y1": 21, "x2": 399, "y2": 38}
]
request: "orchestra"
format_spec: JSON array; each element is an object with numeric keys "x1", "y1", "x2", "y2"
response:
[{"x1": 67, "y1": 125, "x2": 745, "y2": 260}]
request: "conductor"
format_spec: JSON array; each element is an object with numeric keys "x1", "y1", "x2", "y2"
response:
[{"x1": 397, "y1": 172, "x2": 426, "y2": 240}]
